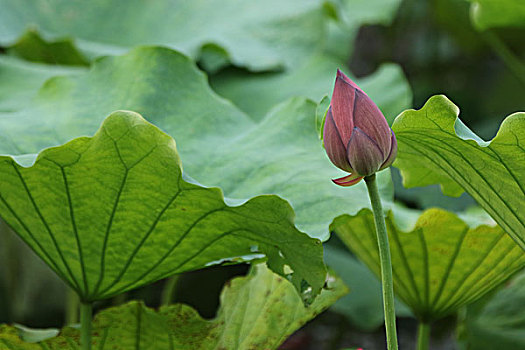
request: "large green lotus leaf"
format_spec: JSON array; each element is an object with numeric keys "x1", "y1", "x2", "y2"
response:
[
  {"x1": 0, "y1": 111, "x2": 327, "y2": 302},
  {"x1": 194, "y1": 97, "x2": 394, "y2": 240},
  {"x1": 332, "y1": 207, "x2": 525, "y2": 322},
  {"x1": 462, "y1": 270, "x2": 525, "y2": 350},
  {"x1": 392, "y1": 95, "x2": 525, "y2": 249},
  {"x1": 0, "y1": 264, "x2": 347, "y2": 349},
  {"x1": 0, "y1": 0, "x2": 330, "y2": 71},
  {"x1": 210, "y1": 55, "x2": 411, "y2": 122},
  {"x1": 0, "y1": 47, "x2": 393, "y2": 241},
  {"x1": 467, "y1": 0, "x2": 525, "y2": 30},
  {"x1": 0, "y1": 47, "x2": 252, "y2": 154},
  {"x1": 0, "y1": 55, "x2": 84, "y2": 112}
]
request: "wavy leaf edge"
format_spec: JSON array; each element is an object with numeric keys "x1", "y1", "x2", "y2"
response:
[
  {"x1": 393, "y1": 94, "x2": 525, "y2": 193},
  {"x1": 0, "y1": 110, "x2": 327, "y2": 303}
]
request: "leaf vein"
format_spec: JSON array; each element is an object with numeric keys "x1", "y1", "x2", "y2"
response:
[{"x1": 12, "y1": 164, "x2": 83, "y2": 292}]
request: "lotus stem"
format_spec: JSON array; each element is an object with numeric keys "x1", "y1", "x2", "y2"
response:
[
  {"x1": 80, "y1": 302, "x2": 92, "y2": 350},
  {"x1": 364, "y1": 174, "x2": 399, "y2": 350},
  {"x1": 484, "y1": 30, "x2": 525, "y2": 87},
  {"x1": 417, "y1": 322, "x2": 431, "y2": 350},
  {"x1": 161, "y1": 275, "x2": 180, "y2": 306}
]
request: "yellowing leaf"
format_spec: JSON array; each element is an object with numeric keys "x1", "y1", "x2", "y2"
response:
[
  {"x1": 333, "y1": 208, "x2": 525, "y2": 321},
  {"x1": 0, "y1": 264, "x2": 347, "y2": 349}
]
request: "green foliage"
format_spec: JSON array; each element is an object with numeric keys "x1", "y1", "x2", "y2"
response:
[
  {"x1": 392, "y1": 95, "x2": 525, "y2": 249},
  {"x1": 467, "y1": 0, "x2": 525, "y2": 30},
  {"x1": 461, "y1": 270, "x2": 525, "y2": 349},
  {"x1": 0, "y1": 0, "x2": 406, "y2": 72},
  {"x1": 0, "y1": 111, "x2": 326, "y2": 302},
  {"x1": 0, "y1": 47, "x2": 393, "y2": 241},
  {"x1": 332, "y1": 207, "x2": 525, "y2": 322},
  {"x1": 0, "y1": 0, "x2": 330, "y2": 71},
  {"x1": 0, "y1": 264, "x2": 347, "y2": 349}
]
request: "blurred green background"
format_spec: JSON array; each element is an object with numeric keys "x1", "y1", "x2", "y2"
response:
[{"x1": 0, "y1": 0, "x2": 523, "y2": 349}]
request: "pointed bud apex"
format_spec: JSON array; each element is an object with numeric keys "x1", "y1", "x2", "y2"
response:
[{"x1": 323, "y1": 70, "x2": 397, "y2": 185}]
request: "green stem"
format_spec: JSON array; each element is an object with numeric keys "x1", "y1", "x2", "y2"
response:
[
  {"x1": 80, "y1": 302, "x2": 92, "y2": 350},
  {"x1": 65, "y1": 288, "x2": 80, "y2": 325},
  {"x1": 417, "y1": 322, "x2": 431, "y2": 350},
  {"x1": 364, "y1": 174, "x2": 398, "y2": 350},
  {"x1": 483, "y1": 30, "x2": 525, "y2": 87},
  {"x1": 161, "y1": 275, "x2": 180, "y2": 306}
]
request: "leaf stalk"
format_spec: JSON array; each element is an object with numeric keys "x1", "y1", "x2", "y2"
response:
[
  {"x1": 417, "y1": 322, "x2": 431, "y2": 350},
  {"x1": 65, "y1": 288, "x2": 80, "y2": 324},
  {"x1": 80, "y1": 302, "x2": 92, "y2": 350},
  {"x1": 484, "y1": 30, "x2": 525, "y2": 88}
]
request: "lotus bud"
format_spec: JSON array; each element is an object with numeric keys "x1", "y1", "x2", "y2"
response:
[{"x1": 323, "y1": 69, "x2": 397, "y2": 186}]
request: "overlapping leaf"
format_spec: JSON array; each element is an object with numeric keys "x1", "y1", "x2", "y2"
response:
[
  {"x1": 462, "y1": 270, "x2": 525, "y2": 350},
  {"x1": 0, "y1": 264, "x2": 347, "y2": 349},
  {"x1": 0, "y1": 111, "x2": 326, "y2": 301},
  {"x1": 0, "y1": 47, "x2": 394, "y2": 240},
  {"x1": 206, "y1": 0, "x2": 408, "y2": 119},
  {"x1": 0, "y1": 55, "x2": 83, "y2": 112},
  {"x1": 0, "y1": 0, "x2": 408, "y2": 122},
  {"x1": 0, "y1": 0, "x2": 331, "y2": 71},
  {"x1": 332, "y1": 207, "x2": 525, "y2": 321},
  {"x1": 6, "y1": 30, "x2": 90, "y2": 66},
  {"x1": 466, "y1": 0, "x2": 525, "y2": 30},
  {"x1": 392, "y1": 95, "x2": 525, "y2": 249},
  {"x1": 0, "y1": 0, "x2": 407, "y2": 71},
  {"x1": 210, "y1": 56, "x2": 410, "y2": 122}
]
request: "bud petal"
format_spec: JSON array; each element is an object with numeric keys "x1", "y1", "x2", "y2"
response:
[
  {"x1": 379, "y1": 129, "x2": 398, "y2": 171},
  {"x1": 323, "y1": 107, "x2": 354, "y2": 173},
  {"x1": 351, "y1": 88, "x2": 392, "y2": 158},
  {"x1": 347, "y1": 127, "x2": 385, "y2": 176},
  {"x1": 323, "y1": 69, "x2": 398, "y2": 182},
  {"x1": 330, "y1": 69, "x2": 356, "y2": 144},
  {"x1": 332, "y1": 172, "x2": 364, "y2": 187}
]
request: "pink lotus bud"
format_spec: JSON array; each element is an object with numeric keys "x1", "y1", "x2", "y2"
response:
[{"x1": 323, "y1": 69, "x2": 397, "y2": 186}]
